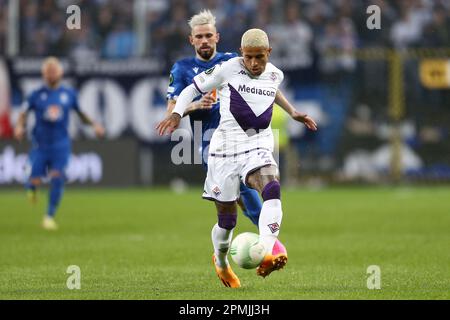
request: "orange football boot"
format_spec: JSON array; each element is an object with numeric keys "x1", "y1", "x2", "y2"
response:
[
  {"x1": 212, "y1": 254, "x2": 241, "y2": 288},
  {"x1": 256, "y1": 239, "x2": 288, "y2": 278}
]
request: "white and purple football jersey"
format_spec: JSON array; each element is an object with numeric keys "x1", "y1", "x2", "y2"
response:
[{"x1": 192, "y1": 57, "x2": 284, "y2": 156}]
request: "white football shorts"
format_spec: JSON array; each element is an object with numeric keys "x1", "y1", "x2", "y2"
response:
[{"x1": 202, "y1": 147, "x2": 278, "y2": 202}]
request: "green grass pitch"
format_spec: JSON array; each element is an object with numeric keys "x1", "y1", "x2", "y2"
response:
[{"x1": 0, "y1": 186, "x2": 449, "y2": 299}]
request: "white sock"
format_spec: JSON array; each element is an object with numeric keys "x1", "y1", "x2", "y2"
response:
[
  {"x1": 258, "y1": 199, "x2": 283, "y2": 254},
  {"x1": 211, "y1": 223, "x2": 234, "y2": 268}
]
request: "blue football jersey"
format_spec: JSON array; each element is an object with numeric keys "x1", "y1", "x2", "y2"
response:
[
  {"x1": 167, "y1": 52, "x2": 238, "y2": 164},
  {"x1": 26, "y1": 85, "x2": 80, "y2": 149}
]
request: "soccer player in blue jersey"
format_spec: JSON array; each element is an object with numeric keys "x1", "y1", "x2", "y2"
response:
[{"x1": 14, "y1": 57, "x2": 105, "y2": 230}]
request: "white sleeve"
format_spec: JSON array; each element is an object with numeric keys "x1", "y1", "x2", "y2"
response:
[
  {"x1": 172, "y1": 84, "x2": 201, "y2": 117},
  {"x1": 192, "y1": 62, "x2": 227, "y2": 94}
]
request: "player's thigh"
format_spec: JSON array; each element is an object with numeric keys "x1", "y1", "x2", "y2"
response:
[
  {"x1": 49, "y1": 149, "x2": 70, "y2": 177},
  {"x1": 241, "y1": 149, "x2": 279, "y2": 193},
  {"x1": 29, "y1": 148, "x2": 48, "y2": 179},
  {"x1": 246, "y1": 166, "x2": 279, "y2": 193},
  {"x1": 202, "y1": 156, "x2": 241, "y2": 203}
]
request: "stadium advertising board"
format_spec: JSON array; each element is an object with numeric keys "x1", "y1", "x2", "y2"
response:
[{"x1": 0, "y1": 139, "x2": 138, "y2": 187}]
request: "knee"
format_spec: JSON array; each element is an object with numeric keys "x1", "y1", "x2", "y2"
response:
[
  {"x1": 50, "y1": 173, "x2": 65, "y2": 186},
  {"x1": 217, "y1": 212, "x2": 237, "y2": 230},
  {"x1": 215, "y1": 201, "x2": 237, "y2": 230},
  {"x1": 261, "y1": 180, "x2": 281, "y2": 201},
  {"x1": 30, "y1": 178, "x2": 41, "y2": 186},
  {"x1": 49, "y1": 170, "x2": 62, "y2": 178}
]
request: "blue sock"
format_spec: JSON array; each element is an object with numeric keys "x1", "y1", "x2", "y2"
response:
[
  {"x1": 239, "y1": 182, "x2": 262, "y2": 226},
  {"x1": 48, "y1": 176, "x2": 64, "y2": 217}
]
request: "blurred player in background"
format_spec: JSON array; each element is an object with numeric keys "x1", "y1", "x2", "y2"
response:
[
  {"x1": 14, "y1": 57, "x2": 105, "y2": 230},
  {"x1": 158, "y1": 29, "x2": 317, "y2": 287}
]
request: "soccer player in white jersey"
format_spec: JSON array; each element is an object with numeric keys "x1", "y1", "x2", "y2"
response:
[{"x1": 157, "y1": 29, "x2": 317, "y2": 288}]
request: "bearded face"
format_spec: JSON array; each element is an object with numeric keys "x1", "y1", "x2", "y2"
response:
[
  {"x1": 197, "y1": 44, "x2": 215, "y2": 60},
  {"x1": 190, "y1": 24, "x2": 219, "y2": 61}
]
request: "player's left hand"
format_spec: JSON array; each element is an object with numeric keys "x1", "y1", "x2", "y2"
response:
[
  {"x1": 156, "y1": 113, "x2": 181, "y2": 136},
  {"x1": 291, "y1": 111, "x2": 318, "y2": 131},
  {"x1": 198, "y1": 92, "x2": 215, "y2": 110},
  {"x1": 94, "y1": 123, "x2": 105, "y2": 138}
]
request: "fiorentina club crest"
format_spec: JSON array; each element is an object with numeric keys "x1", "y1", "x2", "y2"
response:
[
  {"x1": 270, "y1": 72, "x2": 277, "y2": 82},
  {"x1": 267, "y1": 222, "x2": 280, "y2": 233},
  {"x1": 212, "y1": 186, "x2": 221, "y2": 196}
]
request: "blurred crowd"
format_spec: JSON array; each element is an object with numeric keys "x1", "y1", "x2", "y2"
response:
[
  {"x1": 0, "y1": 0, "x2": 448, "y2": 65},
  {"x1": 0, "y1": 0, "x2": 448, "y2": 178}
]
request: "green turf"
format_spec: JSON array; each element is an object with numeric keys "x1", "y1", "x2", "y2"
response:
[{"x1": 1, "y1": 186, "x2": 449, "y2": 299}]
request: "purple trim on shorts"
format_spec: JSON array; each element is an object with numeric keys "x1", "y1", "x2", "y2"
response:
[
  {"x1": 218, "y1": 212, "x2": 237, "y2": 230},
  {"x1": 210, "y1": 147, "x2": 270, "y2": 158},
  {"x1": 228, "y1": 84, "x2": 273, "y2": 134},
  {"x1": 262, "y1": 180, "x2": 281, "y2": 201},
  {"x1": 202, "y1": 193, "x2": 239, "y2": 204},
  {"x1": 192, "y1": 79, "x2": 205, "y2": 95}
]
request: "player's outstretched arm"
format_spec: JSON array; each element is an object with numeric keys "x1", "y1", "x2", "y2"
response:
[
  {"x1": 275, "y1": 90, "x2": 318, "y2": 131},
  {"x1": 166, "y1": 100, "x2": 177, "y2": 116},
  {"x1": 14, "y1": 111, "x2": 28, "y2": 141},
  {"x1": 184, "y1": 92, "x2": 215, "y2": 115},
  {"x1": 157, "y1": 83, "x2": 201, "y2": 135},
  {"x1": 166, "y1": 93, "x2": 215, "y2": 118},
  {"x1": 76, "y1": 111, "x2": 105, "y2": 138},
  {"x1": 156, "y1": 113, "x2": 182, "y2": 136}
]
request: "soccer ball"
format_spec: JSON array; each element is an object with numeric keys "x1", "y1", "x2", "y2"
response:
[{"x1": 229, "y1": 232, "x2": 266, "y2": 269}]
